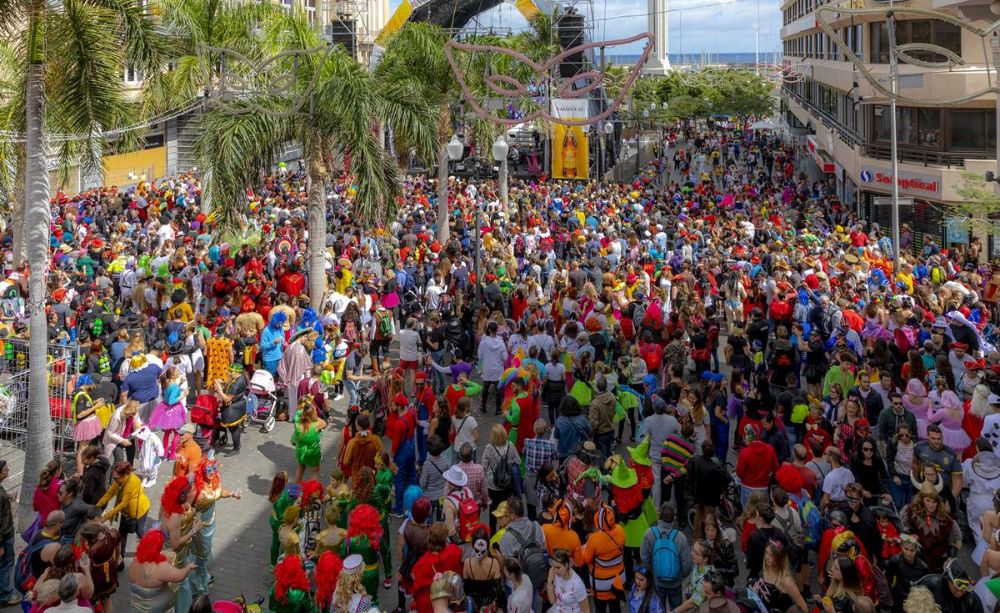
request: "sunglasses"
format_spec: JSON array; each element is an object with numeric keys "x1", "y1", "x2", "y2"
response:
[{"x1": 862, "y1": 447, "x2": 874, "y2": 452}]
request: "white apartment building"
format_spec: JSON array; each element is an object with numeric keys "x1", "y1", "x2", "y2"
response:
[{"x1": 780, "y1": 0, "x2": 999, "y2": 254}]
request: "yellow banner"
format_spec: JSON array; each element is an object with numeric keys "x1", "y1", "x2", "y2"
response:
[
  {"x1": 551, "y1": 124, "x2": 589, "y2": 180},
  {"x1": 514, "y1": 0, "x2": 542, "y2": 20},
  {"x1": 376, "y1": 0, "x2": 413, "y2": 46}
]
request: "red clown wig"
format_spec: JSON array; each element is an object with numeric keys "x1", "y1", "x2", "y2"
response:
[
  {"x1": 314, "y1": 551, "x2": 343, "y2": 608},
  {"x1": 299, "y1": 480, "x2": 325, "y2": 505},
  {"x1": 346, "y1": 503, "x2": 383, "y2": 550},
  {"x1": 135, "y1": 529, "x2": 167, "y2": 564},
  {"x1": 273, "y1": 554, "x2": 310, "y2": 604},
  {"x1": 161, "y1": 475, "x2": 192, "y2": 516}
]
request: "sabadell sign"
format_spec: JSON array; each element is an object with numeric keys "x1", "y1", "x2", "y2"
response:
[{"x1": 858, "y1": 165, "x2": 941, "y2": 199}]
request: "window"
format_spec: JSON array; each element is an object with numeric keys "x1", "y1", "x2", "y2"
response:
[
  {"x1": 950, "y1": 110, "x2": 997, "y2": 150},
  {"x1": 873, "y1": 106, "x2": 941, "y2": 148},
  {"x1": 820, "y1": 85, "x2": 837, "y2": 116},
  {"x1": 124, "y1": 65, "x2": 143, "y2": 84},
  {"x1": 304, "y1": 0, "x2": 316, "y2": 24},
  {"x1": 870, "y1": 19, "x2": 961, "y2": 64}
]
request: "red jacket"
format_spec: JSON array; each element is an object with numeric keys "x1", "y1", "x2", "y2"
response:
[
  {"x1": 736, "y1": 440, "x2": 779, "y2": 488},
  {"x1": 411, "y1": 544, "x2": 462, "y2": 612}
]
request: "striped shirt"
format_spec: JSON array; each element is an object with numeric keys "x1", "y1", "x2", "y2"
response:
[{"x1": 661, "y1": 434, "x2": 696, "y2": 479}]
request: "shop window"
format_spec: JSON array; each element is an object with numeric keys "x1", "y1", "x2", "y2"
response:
[{"x1": 873, "y1": 106, "x2": 941, "y2": 148}]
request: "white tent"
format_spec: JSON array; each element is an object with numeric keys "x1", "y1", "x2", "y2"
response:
[{"x1": 750, "y1": 119, "x2": 776, "y2": 130}]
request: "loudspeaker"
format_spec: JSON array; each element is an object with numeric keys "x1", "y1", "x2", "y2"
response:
[{"x1": 557, "y1": 9, "x2": 586, "y2": 79}]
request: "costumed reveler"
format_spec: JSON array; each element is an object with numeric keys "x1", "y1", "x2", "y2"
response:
[
  {"x1": 269, "y1": 472, "x2": 299, "y2": 566},
  {"x1": 606, "y1": 455, "x2": 650, "y2": 577},
  {"x1": 314, "y1": 550, "x2": 344, "y2": 612},
  {"x1": 191, "y1": 452, "x2": 241, "y2": 595},
  {"x1": 159, "y1": 475, "x2": 201, "y2": 613},
  {"x1": 342, "y1": 503, "x2": 384, "y2": 605},
  {"x1": 268, "y1": 554, "x2": 317, "y2": 613}
]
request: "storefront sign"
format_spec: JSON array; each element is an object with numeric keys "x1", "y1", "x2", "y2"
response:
[
  {"x1": 858, "y1": 165, "x2": 941, "y2": 199},
  {"x1": 805, "y1": 135, "x2": 835, "y2": 173}
]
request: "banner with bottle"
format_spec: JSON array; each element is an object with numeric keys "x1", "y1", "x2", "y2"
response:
[{"x1": 550, "y1": 99, "x2": 589, "y2": 180}]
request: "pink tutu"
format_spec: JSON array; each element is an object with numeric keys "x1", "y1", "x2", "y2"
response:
[
  {"x1": 941, "y1": 425, "x2": 971, "y2": 451},
  {"x1": 915, "y1": 417, "x2": 929, "y2": 440},
  {"x1": 148, "y1": 401, "x2": 186, "y2": 431},
  {"x1": 72, "y1": 414, "x2": 103, "y2": 443}
]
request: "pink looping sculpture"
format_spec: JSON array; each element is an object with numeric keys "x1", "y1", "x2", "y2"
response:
[{"x1": 444, "y1": 31, "x2": 655, "y2": 126}]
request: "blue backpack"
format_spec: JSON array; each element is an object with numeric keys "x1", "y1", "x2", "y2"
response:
[
  {"x1": 790, "y1": 490, "x2": 823, "y2": 549},
  {"x1": 651, "y1": 527, "x2": 681, "y2": 581}
]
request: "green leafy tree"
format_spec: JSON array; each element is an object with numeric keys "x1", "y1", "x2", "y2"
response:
[{"x1": 954, "y1": 171, "x2": 1000, "y2": 235}]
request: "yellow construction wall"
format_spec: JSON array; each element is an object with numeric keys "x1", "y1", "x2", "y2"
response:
[{"x1": 103, "y1": 146, "x2": 166, "y2": 186}]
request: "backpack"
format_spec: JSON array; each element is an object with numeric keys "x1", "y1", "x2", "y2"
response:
[
  {"x1": 489, "y1": 445, "x2": 515, "y2": 493},
  {"x1": 789, "y1": 490, "x2": 823, "y2": 549},
  {"x1": 651, "y1": 527, "x2": 682, "y2": 581},
  {"x1": 930, "y1": 266, "x2": 946, "y2": 285},
  {"x1": 375, "y1": 310, "x2": 393, "y2": 339},
  {"x1": 16, "y1": 535, "x2": 55, "y2": 593},
  {"x1": 773, "y1": 506, "x2": 804, "y2": 551},
  {"x1": 508, "y1": 525, "x2": 550, "y2": 591},
  {"x1": 446, "y1": 488, "x2": 479, "y2": 543}
]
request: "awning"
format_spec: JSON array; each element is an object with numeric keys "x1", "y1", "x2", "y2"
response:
[
  {"x1": 750, "y1": 119, "x2": 775, "y2": 130},
  {"x1": 805, "y1": 135, "x2": 835, "y2": 174}
]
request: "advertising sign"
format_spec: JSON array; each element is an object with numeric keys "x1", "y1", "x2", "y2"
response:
[
  {"x1": 550, "y1": 99, "x2": 590, "y2": 180},
  {"x1": 858, "y1": 165, "x2": 941, "y2": 199}
]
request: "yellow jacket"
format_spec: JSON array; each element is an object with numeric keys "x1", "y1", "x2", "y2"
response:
[{"x1": 98, "y1": 474, "x2": 150, "y2": 520}]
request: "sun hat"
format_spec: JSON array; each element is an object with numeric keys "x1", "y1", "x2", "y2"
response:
[
  {"x1": 180, "y1": 422, "x2": 196, "y2": 435},
  {"x1": 442, "y1": 466, "x2": 468, "y2": 487},
  {"x1": 491, "y1": 500, "x2": 509, "y2": 518}
]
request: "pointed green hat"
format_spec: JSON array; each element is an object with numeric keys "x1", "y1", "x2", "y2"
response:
[
  {"x1": 609, "y1": 456, "x2": 638, "y2": 489},
  {"x1": 627, "y1": 435, "x2": 652, "y2": 466}
]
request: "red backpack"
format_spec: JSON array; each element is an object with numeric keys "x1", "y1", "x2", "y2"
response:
[{"x1": 447, "y1": 487, "x2": 480, "y2": 542}]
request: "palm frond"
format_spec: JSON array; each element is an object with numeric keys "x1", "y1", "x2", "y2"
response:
[
  {"x1": 83, "y1": 0, "x2": 167, "y2": 74},
  {"x1": 374, "y1": 80, "x2": 437, "y2": 168},
  {"x1": 47, "y1": 0, "x2": 130, "y2": 171},
  {"x1": 195, "y1": 96, "x2": 298, "y2": 232}
]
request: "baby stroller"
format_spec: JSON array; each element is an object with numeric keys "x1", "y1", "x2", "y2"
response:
[
  {"x1": 247, "y1": 369, "x2": 277, "y2": 433},
  {"x1": 190, "y1": 394, "x2": 223, "y2": 450}
]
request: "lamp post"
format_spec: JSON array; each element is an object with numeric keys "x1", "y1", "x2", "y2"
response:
[
  {"x1": 492, "y1": 135, "x2": 509, "y2": 212},
  {"x1": 602, "y1": 121, "x2": 614, "y2": 181},
  {"x1": 437, "y1": 134, "x2": 464, "y2": 245},
  {"x1": 887, "y1": 11, "x2": 901, "y2": 273}
]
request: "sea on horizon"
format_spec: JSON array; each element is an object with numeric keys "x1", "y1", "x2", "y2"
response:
[{"x1": 608, "y1": 52, "x2": 781, "y2": 65}]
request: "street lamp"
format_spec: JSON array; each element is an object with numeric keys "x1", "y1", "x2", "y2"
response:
[
  {"x1": 437, "y1": 134, "x2": 465, "y2": 244},
  {"x1": 492, "y1": 136, "x2": 509, "y2": 212},
  {"x1": 447, "y1": 134, "x2": 464, "y2": 162}
]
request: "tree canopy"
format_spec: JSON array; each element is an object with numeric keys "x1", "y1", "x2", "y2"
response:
[{"x1": 623, "y1": 67, "x2": 774, "y2": 123}]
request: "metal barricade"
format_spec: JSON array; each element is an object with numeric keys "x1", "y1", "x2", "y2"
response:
[{"x1": 0, "y1": 339, "x2": 82, "y2": 479}]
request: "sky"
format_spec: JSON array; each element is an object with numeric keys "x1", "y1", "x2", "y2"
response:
[{"x1": 386, "y1": 0, "x2": 782, "y2": 56}]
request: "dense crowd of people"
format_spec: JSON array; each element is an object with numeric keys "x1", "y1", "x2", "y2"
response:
[{"x1": 0, "y1": 117, "x2": 996, "y2": 613}]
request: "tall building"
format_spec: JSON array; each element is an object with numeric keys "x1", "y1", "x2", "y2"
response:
[{"x1": 779, "y1": 0, "x2": 998, "y2": 254}]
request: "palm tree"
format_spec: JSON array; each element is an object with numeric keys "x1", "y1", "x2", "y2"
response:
[
  {"x1": 144, "y1": 0, "x2": 281, "y2": 114},
  {"x1": 196, "y1": 11, "x2": 436, "y2": 310},
  {"x1": 375, "y1": 18, "x2": 557, "y2": 244},
  {"x1": 0, "y1": 0, "x2": 162, "y2": 517}
]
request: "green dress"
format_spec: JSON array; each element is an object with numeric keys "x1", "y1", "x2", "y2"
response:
[
  {"x1": 342, "y1": 535, "x2": 380, "y2": 606},
  {"x1": 270, "y1": 491, "x2": 296, "y2": 566},
  {"x1": 291, "y1": 420, "x2": 322, "y2": 467},
  {"x1": 268, "y1": 587, "x2": 318, "y2": 613}
]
